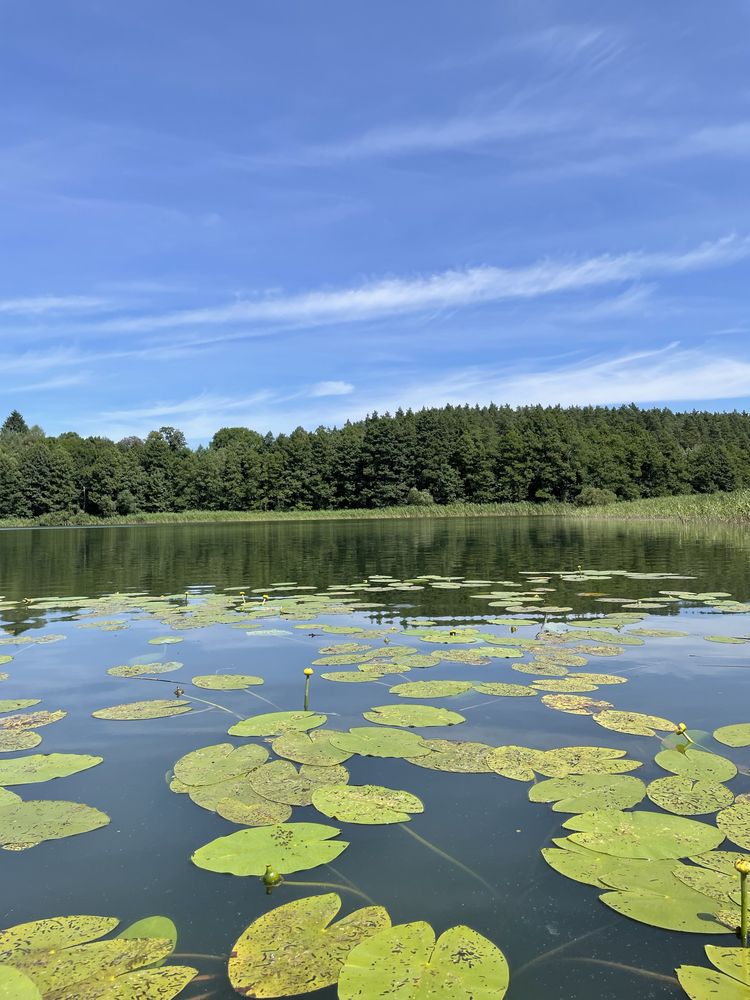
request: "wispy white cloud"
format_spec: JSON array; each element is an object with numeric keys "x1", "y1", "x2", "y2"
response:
[
  {"x1": 2, "y1": 373, "x2": 91, "y2": 393},
  {"x1": 309, "y1": 380, "x2": 354, "y2": 397},
  {"x1": 100, "y1": 390, "x2": 275, "y2": 423},
  {"x1": 100, "y1": 234, "x2": 750, "y2": 337},
  {"x1": 0, "y1": 295, "x2": 111, "y2": 316}
]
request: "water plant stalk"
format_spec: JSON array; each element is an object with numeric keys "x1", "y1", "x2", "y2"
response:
[
  {"x1": 398, "y1": 824, "x2": 499, "y2": 899},
  {"x1": 736, "y1": 857, "x2": 750, "y2": 947},
  {"x1": 303, "y1": 667, "x2": 313, "y2": 710},
  {"x1": 283, "y1": 880, "x2": 375, "y2": 905}
]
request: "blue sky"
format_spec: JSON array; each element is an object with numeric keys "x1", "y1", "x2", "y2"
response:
[{"x1": 2, "y1": 1, "x2": 750, "y2": 442}]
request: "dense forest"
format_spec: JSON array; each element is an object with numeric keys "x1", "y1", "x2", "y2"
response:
[{"x1": 0, "y1": 404, "x2": 746, "y2": 521}]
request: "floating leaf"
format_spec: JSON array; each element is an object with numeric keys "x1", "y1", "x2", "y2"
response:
[
  {"x1": 192, "y1": 674, "x2": 263, "y2": 690},
  {"x1": 678, "y1": 946, "x2": 750, "y2": 1000},
  {"x1": 541, "y1": 694, "x2": 613, "y2": 715},
  {"x1": 601, "y1": 885, "x2": 731, "y2": 934},
  {"x1": 690, "y1": 851, "x2": 750, "y2": 876},
  {"x1": 705, "y1": 635, "x2": 748, "y2": 644},
  {"x1": 407, "y1": 739, "x2": 494, "y2": 773},
  {"x1": 672, "y1": 866, "x2": 740, "y2": 904},
  {"x1": 530, "y1": 678, "x2": 600, "y2": 693},
  {"x1": 529, "y1": 774, "x2": 646, "y2": 813},
  {"x1": 512, "y1": 661, "x2": 569, "y2": 677},
  {"x1": 321, "y1": 671, "x2": 386, "y2": 683},
  {"x1": 173, "y1": 743, "x2": 267, "y2": 787},
  {"x1": 312, "y1": 784, "x2": 424, "y2": 824},
  {"x1": 93, "y1": 700, "x2": 192, "y2": 721},
  {"x1": 228, "y1": 893, "x2": 390, "y2": 998},
  {"x1": 0, "y1": 966, "x2": 41, "y2": 999},
  {"x1": 647, "y1": 776, "x2": 735, "y2": 816},
  {"x1": 0, "y1": 731, "x2": 42, "y2": 753},
  {"x1": 338, "y1": 922, "x2": 509, "y2": 1000},
  {"x1": 563, "y1": 809, "x2": 724, "y2": 859},
  {"x1": 389, "y1": 681, "x2": 473, "y2": 699},
  {"x1": 192, "y1": 822, "x2": 348, "y2": 876},
  {"x1": 714, "y1": 724, "x2": 750, "y2": 748},
  {"x1": 272, "y1": 731, "x2": 353, "y2": 767},
  {"x1": 0, "y1": 753, "x2": 102, "y2": 786},
  {"x1": 329, "y1": 727, "x2": 429, "y2": 759},
  {"x1": 148, "y1": 636, "x2": 183, "y2": 645},
  {"x1": 655, "y1": 748, "x2": 738, "y2": 782},
  {"x1": 188, "y1": 776, "x2": 291, "y2": 826},
  {"x1": 627, "y1": 628, "x2": 689, "y2": 637},
  {"x1": 0, "y1": 700, "x2": 40, "y2": 715},
  {"x1": 716, "y1": 802, "x2": 750, "y2": 850},
  {"x1": 486, "y1": 746, "x2": 549, "y2": 781},
  {"x1": 542, "y1": 842, "x2": 628, "y2": 888},
  {"x1": 362, "y1": 705, "x2": 464, "y2": 728},
  {"x1": 0, "y1": 710, "x2": 66, "y2": 731},
  {"x1": 249, "y1": 761, "x2": 348, "y2": 807},
  {"x1": 107, "y1": 661, "x2": 182, "y2": 678},
  {"x1": 0, "y1": 797, "x2": 110, "y2": 850},
  {"x1": 228, "y1": 711, "x2": 327, "y2": 738},
  {"x1": 473, "y1": 683, "x2": 537, "y2": 697},
  {"x1": 593, "y1": 710, "x2": 676, "y2": 736}
]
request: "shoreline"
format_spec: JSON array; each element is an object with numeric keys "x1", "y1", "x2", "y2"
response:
[{"x1": 1, "y1": 491, "x2": 749, "y2": 530}]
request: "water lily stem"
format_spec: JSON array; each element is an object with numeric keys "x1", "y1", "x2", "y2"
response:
[
  {"x1": 244, "y1": 688, "x2": 282, "y2": 710},
  {"x1": 561, "y1": 957, "x2": 679, "y2": 986},
  {"x1": 398, "y1": 824, "x2": 498, "y2": 899},
  {"x1": 737, "y1": 858, "x2": 749, "y2": 947},
  {"x1": 512, "y1": 924, "x2": 609, "y2": 979},
  {"x1": 283, "y1": 880, "x2": 375, "y2": 905}
]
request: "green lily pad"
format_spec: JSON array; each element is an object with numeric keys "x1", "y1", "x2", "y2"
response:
[
  {"x1": 107, "y1": 661, "x2": 183, "y2": 678},
  {"x1": 705, "y1": 635, "x2": 748, "y2": 644},
  {"x1": 541, "y1": 694, "x2": 613, "y2": 715},
  {"x1": 321, "y1": 671, "x2": 386, "y2": 683},
  {"x1": 0, "y1": 731, "x2": 42, "y2": 753},
  {"x1": 601, "y1": 884, "x2": 731, "y2": 934},
  {"x1": 93, "y1": 700, "x2": 192, "y2": 721},
  {"x1": 486, "y1": 745, "x2": 550, "y2": 781},
  {"x1": 627, "y1": 629, "x2": 689, "y2": 637},
  {"x1": 0, "y1": 753, "x2": 102, "y2": 786},
  {"x1": 530, "y1": 678, "x2": 600, "y2": 693},
  {"x1": 189, "y1": 776, "x2": 291, "y2": 826},
  {"x1": 714, "y1": 724, "x2": 750, "y2": 748},
  {"x1": 0, "y1": 795, "x2": 110, "y2": 850},
  {"x1": 338, "y1": 922, "x2": 509, "y2": 1000},
  {"x1": 249, "y1": 761, "x2": 349, "y2": 806},
  {"x1": 312, "y1": 784, "x2": 424, "y2": 824},
  {"x1": 362, "y1": 705, "x2": 465, "y2": 728},
  {"x1": 672, "y1": 866, "x2": 740, "y2": 904},
  {"x1": 0, "y1": 966, "x2": 41, "y2": 999},
  {"x1": 716, "y1": 802, "x2": 750, "y2": 850},
  {"x1": 228, "y1": 893, "x2": 391, "y2": 998},
  {"x1": 0, "y1": 700, "x2": 40, "y2": 715},
  {"x1": 228, "y1": 711, "x2": 327, "y2": 737},
  {"x1": 173, "y1": 743, "x2": 268, "y2": 787},
  {"x1": 655, "y1": 748, "x2": 738, "y2": 782},
  {"x1": 191, "y1": 674, "x2": 263, "y2": 689},
  {"x1": 148, "y1": 636, "x2": 183, "y2": 645},
  {"x1": 529, "y1": 774, "x2": 646, "y2": 813},
  {"x1": 690, "y1": 851, "x2": 750, "y2": 876},
  {"x1": 0, "y1": 657, "x2": 11, "y2": 666},
  {"x1": 407, "y1": 739, "x2": 494, "y2": 773},
  {"x1": 329, "y1": 727, "x2": 429, "y2": 759},
  {"x1": 0, "y1": 710, "x2": 66, "y2": 731},
  {"x1": 593, "y1": 710, "x2": 676, "y2": 736},
  {"x1": 389, "y1": 681, "x2": 473, "y2": 699},
  {"x1": 272, "y1": 730, "x2": 353, "y2": 767},
  {"x1": 678, "y1": 946, "x2": 750, "y2": 1000},
  {"x1": 542, "y1": 842, "x2": 632, "y2": 888},
  {"x1": 192, "y1": 822, "x2": 349, "y2": 876},
  {"x1": 473, "y1": 683, "x2": 537, "y2": 697},
  {"x1": 647, "y1": 776, "x2": 735, "y2": 816},
  {"x1": 563, "y1": 809, "x2": 725, "y2": 859}
]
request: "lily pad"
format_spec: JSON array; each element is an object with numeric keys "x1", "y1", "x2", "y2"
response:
[
  {"x1": 716, "y1": 802, "x2": 750, "y2": 850},
  {"x1": 192, "y1": 822, "x2": 349, "y2": 876},
  {"x1": 563, "y1": 809, "x2": 725, "y2": 859},
  {"x1": 338, "y1": 922, "x2": 509, "y2": 1000},
  {"x1": 529, "y1": 774, "x2": 646, "y2": 813},
  {"x1": 0, "y1": 700, "x2": 40, "y2": 715},
  {"x1": 362, "y1": 705, "x2": 465, "y2": 728},
  {"x1": 107, "y1": 661, "x2": 182, "y2": 678},
  {"x1": 486, "y1": 745, "x2": 550, "y2": 781},
  {"x1": 272, "y1": 730, "x2": 353, "y2": 767},
  {"x1": 678, "y1": 946, "x2": 750, "y2": 1000},
  {"x1": 228, "y1": 711, "x2": 327, "y2": 738},
  {"x1": 312, "y1": 784, "x2": 424, "y2": 824},
  {"x1": 0, "y1": 731, "x2": 42, "y2": 753},
  {"x1": 0, "y1": 966, "x2": 41, "y2": 999},
  {"x1": 329, "y1": 727, "x2": 429, "y2": 759},
  {"x1": 690, "y1": 850, "x2": 750, "y2": 876},
  {"x1": 173, "y1": 743, "x2": 268, "y2": 787},
  {"x1": 714, "y1": 724, "x2": 750, "y2": 748},
  {"x1": 655, "y1": 748, "x2": 737, "y2": 782},
  {"x1": 196, "y1": 779, "x2": 292, "y2": 826},
  {"x1": 0, "y1": 710, "x2": 66, "y2": 731},
  {"x1": 542, "y1": 842, "x2": 631, "y2": 888},
  {"x1": 249, "y1": 761, "x2": 349, "y2": 807},
  {"x1": 148, "y1": 636, "x2": 183, "y2": 645},
  {"x1": 473, "y1": 683, "x2": 537, "y2": 697},
  {"x1": 0, "y1": 795, "x2": 110, "y2": 850},
  {"x1": 93, "y1": 700, "x2": 192, "y2": 721},
  {"x1": 512, "y1": 661, "x2": 569, "y2": 677},
  {"x1": 228, "y1": 893, "x2": 391, "y2": 998},
  {"x1": 705, "y1": 635, "x2": 748, "y2": 644},
  {"x1": 647, "y1": 776, "x2": 735, "y2": 816},
  {"x1": 191, "y1": 674, "x2": 263, "y2": 690},
  {"x1": 541, "y1": 694, "x2": 613, "y2": 715},
  {"x1": 0, "y1": 753, "x2": 102, "y2": 786},
  {"x1": 530, "y1": 678, "x2": 600, "y2": 693},
  {"x1": 389, "y1": 681, "x2": 473, "y2": 699},
  {"x1": 593, "y1": 710, "x2": 676, "y2": 736},
  {"x1": 601, "y1": 884, "x2": 731, "y2": 934},
  {"x1": 407, "y1": 739, "x2": 494, "y2": 773}
]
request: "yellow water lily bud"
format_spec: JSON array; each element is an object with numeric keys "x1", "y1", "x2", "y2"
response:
[
  {"x1": 304, "y1": 667, "x2": 314, "y2": 677},
  {"x1": 735, "y1": 857, "x2": 750, "y2": 875}
]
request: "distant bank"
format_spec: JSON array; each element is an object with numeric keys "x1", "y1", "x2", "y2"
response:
[{"x1": 1, "y1": 490, "x2": 749, "y2": 529}]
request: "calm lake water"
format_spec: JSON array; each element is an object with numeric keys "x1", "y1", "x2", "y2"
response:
[{"x1": 1, "y1": 516, "x2": 750, "y2": 1000}]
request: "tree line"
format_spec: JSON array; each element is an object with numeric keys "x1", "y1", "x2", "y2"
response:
[{"x1": 0, "y1": 403, "x2": 745, "y2": 520}]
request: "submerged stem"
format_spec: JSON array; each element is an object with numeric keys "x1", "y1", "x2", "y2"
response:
[
  {"x1": 283, "y1": 880, "x2": 375, "y2": 905},
  {"x1": 561, "y1": 957, "x2": 679, "y2": 987},
  {"x1": 398, "y1": 824, "x2": 499, "y2": 899},
  {"x1": 513, "y1": 924, "x2": 609, "y2": 979}
]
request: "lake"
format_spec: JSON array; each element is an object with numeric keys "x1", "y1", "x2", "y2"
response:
[{"x1": 1, "y1": 516, "x2": 750, "y2": 1000}]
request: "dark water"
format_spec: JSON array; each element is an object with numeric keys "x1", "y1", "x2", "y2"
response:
[{"x1": 1, "y1": 516, "x2": 750, "y2": 1000}]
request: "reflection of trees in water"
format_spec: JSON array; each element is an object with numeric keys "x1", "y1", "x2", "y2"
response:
[{"x1": 2, "y1": 517, "x2": 750, "y2": 635}]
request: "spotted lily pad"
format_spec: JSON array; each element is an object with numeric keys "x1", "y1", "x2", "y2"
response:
[
  {"x1": 486, "y1": 746, "x2": 550, "y2": 781},
  {"x1": 0, "y1": 710, "x2": 66, "y2": 731},
  {"x1": 407, "y1": 739, "x2": 494, "y2": 773},
  {"x1": 0, "y1": 731, "x2": 42, "y2": 753},
  {"x1": 647, "y1": 776, "x2": 735, "y2": 816},
  {"x1": 338, "y1": 922, "x2": 509, "y2": 1000},
  {"x1": 705, "y1": 635, "x2": 748, "y2": 644},
  {"x1": 601, "y1": 884, "x2": 731, "y2": 934},
  {"x1": 192, "y1": 822, "x2": 349, "y2": 876},
  {"x1": 563, "y1": 809, "x2": 725, "y2": 859},
  {"x1": 228, "y1": 893, "x2": 391, "y2": 998},
  {"x1": 272, "y1": 730, "x2": 353, "y2": 767},
  {"x1": 714, "y1": 724, "x2": 750, "y2": 748},
  {"x1": 690, "y1": 851, "x2": 750, "y2": 876},
  {"x1": 678, "y1": 945, "x2": 750, "y2": 999},
  {"x1": 0, "y1": 700, "x2": 40, "y2": 715},
  {"x1": 362, "y1": 705, "x2": 465, "y2": 728},
  {"x1": 389, "y1": 681, "x2": 473, "y2": 699},
  {"x1": 107, "y1": 661, "x2": 183, "y2": 678},
  {"x1": 473, "y1": 683, "x2": 537, "y2": 697},
  {"x1": 93, "y1": 700, "x2": 192, "y2": 721},
  {"x1": 0, "y1": 966, "x2": 40, "y2": 999},
  {"x1": 655, "y1": 748, "x2": 738, "y2": 782},
  {"x1": 0, "y1": 754, "x2": 102, "y2": 786},
  {"x1": 312, "y1": 784, "x2": 424, "y2": 824},
  {"x1": 228, "y1": 711, "x2": 327, "y2": 738},
  {"x1": 593, "y1": 710, "x2": 676, "y2": 736},
  {"x1": 716, "y1": 802, "x2": 750, "y2": 850},
  {"x1": 148, "y1": 636, "x2": 183, "y2": 645},
  {"x1": 249, "y1": 761, "x2": 349, "y2": 806},
  {"x1": 541, "y1": 694, "x2": 613, "y2": 715},
  {"x1": 173, "y1": 743, "x2": 268, "y2": 787},
  {"x1": 529, "y1": 774, "x2": 646, "y2": 813},
  {"x1": 329, "y1": 727, "x2": 429, "y2": 759},
  {"x1": 192, "y1": 674, "x2": 263, "y2": 690},
  {"x1": 0, "y1": 793, "x2": 110, "y2": 850},
  {"x1": 188, "y1": 776, "x2": 291, "y2": 826}
]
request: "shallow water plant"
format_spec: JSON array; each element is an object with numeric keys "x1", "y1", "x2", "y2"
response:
[{"x1": 191, "y1": 822, "x2": 349, "y2": 877}]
